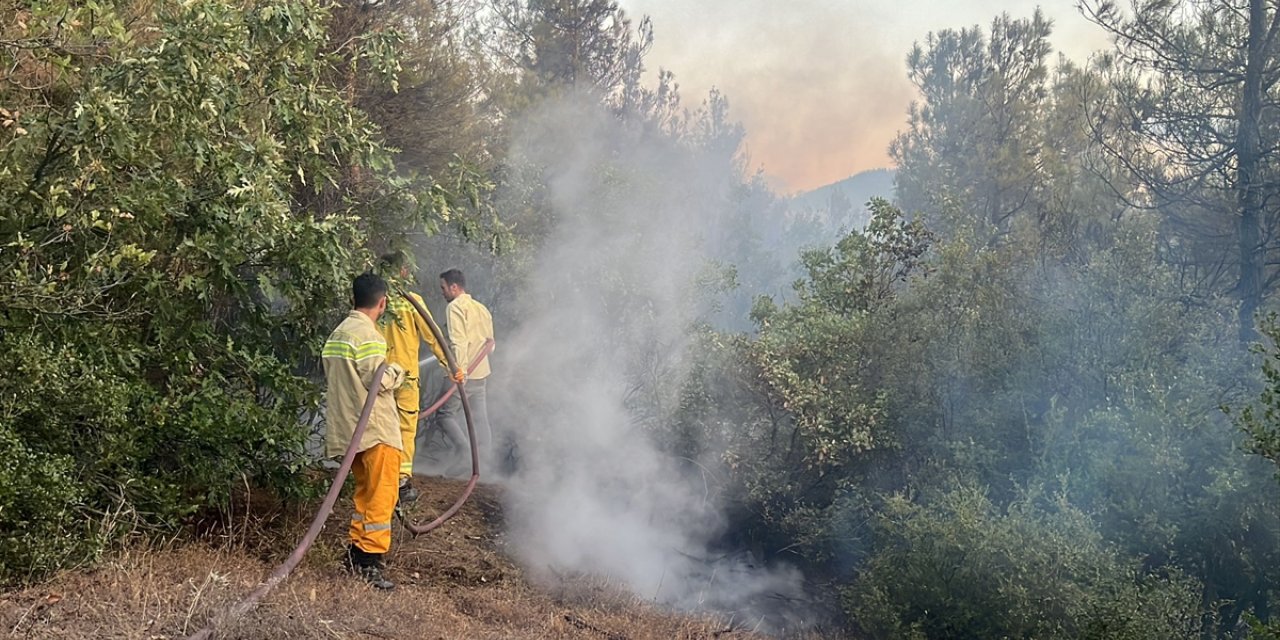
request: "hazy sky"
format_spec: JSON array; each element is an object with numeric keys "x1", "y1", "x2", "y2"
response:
[{"x1": 615, "y1": 1, "x2": 1111, "y2": 193}]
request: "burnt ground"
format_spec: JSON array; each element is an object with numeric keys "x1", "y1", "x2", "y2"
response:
[{"x1": 0, "y1": 478, "x2": 798, "y2": 640}]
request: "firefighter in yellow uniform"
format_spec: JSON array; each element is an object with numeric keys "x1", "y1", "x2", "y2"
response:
[
  {"x1": 323, "y1": 272, "x2": 406, "y2": 590},
  {"x1": 377, "y1": 252, "x2": 464, "y2": 502}
]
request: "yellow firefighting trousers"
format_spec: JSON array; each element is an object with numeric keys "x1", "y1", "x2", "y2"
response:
[
  {"x1": 350, "y1": 443, "x2": 400, "y2": 554},
  {"x1": 396, "y1": 379, "x2": 420, "y2": 480}
]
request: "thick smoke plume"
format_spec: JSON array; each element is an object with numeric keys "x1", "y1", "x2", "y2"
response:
[{"x1": 478, "y1": 93, "x2": 810, "y2": 631}]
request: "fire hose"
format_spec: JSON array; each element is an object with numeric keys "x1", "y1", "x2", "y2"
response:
[
  {"x1": 187, "y1": 292, "x2": 491, "y2": 640},
  {"x1": 397, "y1": 291, "x2": 489, "y2": 536}
]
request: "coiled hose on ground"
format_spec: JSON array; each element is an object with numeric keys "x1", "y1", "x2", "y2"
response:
[{"x1": 187, "y1": 292, "x2": 491, "y2": 640}]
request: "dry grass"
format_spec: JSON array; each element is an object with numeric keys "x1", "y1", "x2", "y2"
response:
[{"x1": 0, "y1": 479, "x2": 788, "y2": 640}]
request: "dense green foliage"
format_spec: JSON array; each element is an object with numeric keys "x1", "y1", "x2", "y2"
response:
[
  {"x1": 0, "y1": 0, "x2": 484, "y2": 580},
  {"x1": 704, "y1": 200, "x2": 1276, "y2": 635},
  {"x1": 849, "y1": 487, "x2": 1202, "y2": 640}
]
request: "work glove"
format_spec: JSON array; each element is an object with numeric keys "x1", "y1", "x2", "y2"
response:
[{"x1": 451, "y1": 368, "x2": 466, "y2": 384}]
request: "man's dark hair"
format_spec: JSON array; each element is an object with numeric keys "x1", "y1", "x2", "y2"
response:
[
  {"x1": 379, "y1": 250, "x2": 408, "y2": 272},
  {"x1": 353, "y1": 272, "x2": 388, "y2": 309},
  {"x1": 440, "y1": 268, "x2": 466, "y2": 288}
]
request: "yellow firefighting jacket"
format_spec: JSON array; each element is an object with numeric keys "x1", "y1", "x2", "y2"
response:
[
  {"x1": 378, "y1": 292, "x2": 448, "y2": 408},
  {"x1": 323, "y1": 310, "x2": 405, "y2": 457}
]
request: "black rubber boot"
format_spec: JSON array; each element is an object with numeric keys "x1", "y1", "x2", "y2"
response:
[
  {"x1": 398, "y1": 479, "x2": 419, "y2": 503},
  {"x1": 345, "y1": 545, "x2": 395, "y2": 591},
  {"x1": 357, "y1": 563, "x2": 395, "y2": 591}
]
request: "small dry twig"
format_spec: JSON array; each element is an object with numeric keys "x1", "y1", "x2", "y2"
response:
[{"x1": 563, "y1": 613, "x2": 629, "y2": 640}]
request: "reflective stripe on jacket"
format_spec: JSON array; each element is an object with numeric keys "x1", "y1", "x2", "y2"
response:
[{"x1": 323, "y1": 310, "x2": 404, "y2": 457}]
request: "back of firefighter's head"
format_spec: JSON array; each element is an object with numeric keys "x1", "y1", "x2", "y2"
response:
[
  {"x1": 378, "y1": 250, "x2": 411, "y2": 280},
  {"x1": 439, "y1": 268, "x2": 465, "y2": 302},
  {"x1": 353, "y1": 272, "x2": 388, "y2": 319}
]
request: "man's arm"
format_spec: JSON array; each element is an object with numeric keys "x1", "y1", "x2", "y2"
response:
[
  {"x1": 481, "y1": 304, "x2": 495, "y2": 354},
  {"x1": 447, "y1": 302, "x2": 468, "y2": 367}
]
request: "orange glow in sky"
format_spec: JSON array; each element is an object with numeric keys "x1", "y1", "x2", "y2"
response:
[{"x1": 619, "y1": 0, "x2": 1111, "y2": 193}]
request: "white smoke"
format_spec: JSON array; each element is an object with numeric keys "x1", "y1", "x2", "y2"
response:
[{"x1": 484, "y1": 92, "x2": 813, "y2": 632}]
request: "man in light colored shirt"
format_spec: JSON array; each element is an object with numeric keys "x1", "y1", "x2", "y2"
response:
[
  {"x1": 323, "y1": 272, "x2": 405, "y2": 590},
  {"x1": 437, "y1": 268, "x2": 495, "y2": 474}
]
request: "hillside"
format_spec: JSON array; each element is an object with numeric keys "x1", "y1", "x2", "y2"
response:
[
  {"x1": 789, "y1": 169, "x2": 896, "y2": 221},
  {"x1": 0, "y1": 479, "x2": 785, "y2": 640}
]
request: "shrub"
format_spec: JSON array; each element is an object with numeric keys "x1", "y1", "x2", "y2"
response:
[{"x1": 845, "y1": 486, "x2": 1203, "y2": 640}]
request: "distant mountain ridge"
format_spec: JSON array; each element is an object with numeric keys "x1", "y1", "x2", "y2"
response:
[{"x1": 791, "y1": 168, "x2": 896, "y2": 214}]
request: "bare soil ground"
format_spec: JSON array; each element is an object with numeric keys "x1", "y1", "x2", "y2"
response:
[{"x1": 0, "y1": 478, "x2": 783, "y2": 640}]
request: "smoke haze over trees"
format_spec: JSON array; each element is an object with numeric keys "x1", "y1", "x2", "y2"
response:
[{"x1": 8, "y1": 1, "x2": 1280, "y2": 638}]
